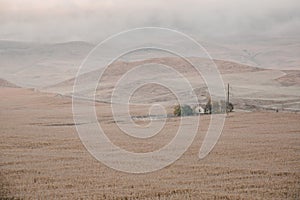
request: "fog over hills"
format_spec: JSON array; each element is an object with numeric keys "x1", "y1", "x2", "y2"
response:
[
  {"x1": 0, "y1": 40, "x2": 94, "y2": 88},
  {"x1": 1, "y1": 39, "x2": 299, "y2": 112},
  {"x1": 0, "y1": 37, "x2": 299, "y2": 89},
  {"x1": 0, "y1": 0, "x2": 299, "y2": 111}
]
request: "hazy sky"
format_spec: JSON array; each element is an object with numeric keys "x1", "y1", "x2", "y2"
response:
[{"x1": 1, "y1": 0, "x2": 299, "y2": 43}]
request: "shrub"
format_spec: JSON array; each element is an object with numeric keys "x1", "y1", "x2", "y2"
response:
[
  {"x1": 173, "y1": 105, "x2": 181, "y2": 116},
  {"x1": 227, "y1": 102, "x2": 234, "y2": 112},
  {"x1": 205, "y1": 97, "x2": 233, "y2": 114},
  {"x1": 173, "y1": 104, "x2": 193, "y2": 116}
]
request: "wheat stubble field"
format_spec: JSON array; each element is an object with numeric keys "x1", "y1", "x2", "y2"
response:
[{"x1": 0, "y1": 87, "x2": 299, "y2": 199}]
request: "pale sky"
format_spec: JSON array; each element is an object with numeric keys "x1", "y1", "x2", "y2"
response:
[{"x1": 0, "y1": 0, "x2": 299, "y2": 42}]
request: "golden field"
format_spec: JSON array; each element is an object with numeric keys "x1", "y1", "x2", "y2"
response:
[{"x1": 1, "y1": 87, "x2": 299, "y2": 199}]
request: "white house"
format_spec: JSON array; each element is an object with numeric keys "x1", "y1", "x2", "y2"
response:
[{"x1": 194, "y1": 105, "x2": 205, "y2": 114}]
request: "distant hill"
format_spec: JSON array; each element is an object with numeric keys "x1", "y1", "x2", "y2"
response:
[
  {"x1": 44, "y1": 57, "x2": 266, "y2": 104},
  {"x1": 0, "y1": 40, "x2": 299, "y2": 112},
  {"x1": 0, "y1": 40, "x2": 94, "y2": 88},
  {"x1": 46, "y1": 57, "x2": 263, "y2": 90},
  {"x1": 0, "y1": 78, "x2": 19, "y2": 88},
  {"x1": 275, "y1": 70, "x2": 300, "y2": 86}
]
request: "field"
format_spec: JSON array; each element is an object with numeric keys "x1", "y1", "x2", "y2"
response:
[
  {"x1": 1, "y1": 1, "x2": 300, "y2": 199},
  {"x1": 1, "y1": 87, "x2": 299, "y2": 199}
]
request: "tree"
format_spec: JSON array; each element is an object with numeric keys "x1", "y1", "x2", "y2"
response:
[
  {"x1": 205, "y1": 97, "x2": 212, "y2": 114},
  {"x1": 227, "y1": 102, "x2": 234, "y2": 112},
  {"x1": 173, "y1": 105, "x2": 181, "y2": 116},
  {"x1": 173, "y1": 104, "x2": 193, "y2": 116}
]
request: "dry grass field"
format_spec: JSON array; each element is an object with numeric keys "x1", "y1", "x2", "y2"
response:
[
  {"x1": 1, "y1": 87, "x2": 299, "y2": 199},
  {"x1": 1, "y1": 1, "x2": 300, "y2": 200}
]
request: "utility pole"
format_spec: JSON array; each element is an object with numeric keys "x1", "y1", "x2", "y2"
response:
[
  {"x1": 227, "y1": 83, "x2": 230, "y2": 105},
  {"x1": 226, "y1": 83, "x2": 229, "y2": 114}
]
